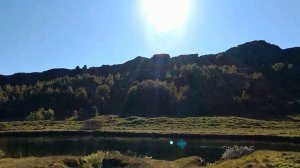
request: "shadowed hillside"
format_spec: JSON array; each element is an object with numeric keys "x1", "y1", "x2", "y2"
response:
[{"x1": 0, "y1": 40, "x2": 299, "y2": 120}]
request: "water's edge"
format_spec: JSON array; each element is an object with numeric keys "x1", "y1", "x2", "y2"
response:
[{"x1": 1, "y1": 130, "x2": 299, "y2": 143}]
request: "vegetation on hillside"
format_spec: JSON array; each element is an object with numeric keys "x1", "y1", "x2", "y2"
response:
[{"x1": 0, "y1": 41, "x2": 299, "y2": 120}]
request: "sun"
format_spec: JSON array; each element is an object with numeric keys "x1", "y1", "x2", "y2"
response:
[{"x1": 142, "y1": 0, "x2": 190, "y2": 33}]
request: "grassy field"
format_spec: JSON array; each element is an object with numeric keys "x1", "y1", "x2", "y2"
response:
[
  {"x1": 207, "y1": 150, "x2": 300, "y2": 168},
  {"x1": 0, "y1": 115, "x2": 300, "y2": 137},
  {"x1": 0, "y1": 150, "x2": 299, "y2": 168}
]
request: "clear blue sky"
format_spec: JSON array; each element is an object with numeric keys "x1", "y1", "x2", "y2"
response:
[{"x1": 0, "y1": 0, "x2": 300, "y2": 75}]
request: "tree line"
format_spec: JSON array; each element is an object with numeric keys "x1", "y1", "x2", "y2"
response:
[{"x1": 0, "y1": 61, "x2": 295, "y2": 121}]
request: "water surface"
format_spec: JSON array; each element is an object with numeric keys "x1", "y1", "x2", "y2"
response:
[{"x1": 0, "y1": 136, "x2": 299, "y2": 162}]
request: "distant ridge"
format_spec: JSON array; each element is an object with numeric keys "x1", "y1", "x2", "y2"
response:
[{"x1": 1, "y1": 40, "x2": 299, "y2": 86}]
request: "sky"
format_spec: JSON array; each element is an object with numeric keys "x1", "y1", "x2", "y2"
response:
[{"x1": 0, "y1": 0, "x2": 300, "y2": 75}]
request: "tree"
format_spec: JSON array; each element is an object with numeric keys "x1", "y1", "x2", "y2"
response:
[
  {"x1": 106, "y1": 74, "x2": 114, "y2": 86},
  {"x1": 95, "y1": 85, "x2": 111, "y2": 113},
  {"x1": 251, "y1": 72, "x2": 263, "y2": 80},
  {"x1": 25, "y1": 108, "x2": 54, "y2": 121},
  {"x1": 125, "y1": 80, "x2": 177, "y2": 116},
  {"x1": 114, "y1": 73, "x2": 121, "y2": 81},
  {"x1": 96, "y1": 85, "x2": 110, "y2": 99},
  {"x1": 83, "y1": 65, "x2": 87, "y2": 70},
  {"x1": 165, "y1": 71, "x2": 172, "y2": 80},
  {"x1": 75, "y1": 87, "x2": 88, "y2": 100},
  {"x1": 272, "y1": 62, "x2": 285, "y2": 72},
  {"x1": 66, "y1": 86, "x2": 74, "y2": 94},
  {"x1": 43, "y1": 108, "x2": 55, "y2": 120}
]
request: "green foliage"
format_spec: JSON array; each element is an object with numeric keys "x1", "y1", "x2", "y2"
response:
[
  {"x1": 220, "y1": 65, "x2": 237, "y2": 74},
  {"x1": 0, "y1": 62, "x2": 288, "y2": 120},
  {"x1": 272, "y1": 62, "x2": 285, "y2": 71},
  {"x1": 241, "y1": 90, "x2": 250, "y2": 101},
  {"x1": 26, "y1": 108, "x2": 54, "y2": 121},
  {"x1": 114, "y1": 73, "x2": 121, "y2": 81},
  {"x1": 26, "y1": 111, "x2": 44, "y2": 121},
  {"x1": 0, "y1": 44, "x2": 298, "y2": 120},
  {"x1": 126, "y1": 80, "x2": 178, "y2": 116},
  {"x1": 96, "y1": 85, "x2": 110, "y2": 100},
  {"x1": 76, "y1": 87, "x2": 88, "y2": 100},
  {"x1": 271, "y1": 62, "x2": 294, "y2": 72},
  {"x1": 251, "y1": 72, "x2": 263, "y2": 80},
  {"x1": 43, "y1": 109, "x2": 55, "y2": 120}
]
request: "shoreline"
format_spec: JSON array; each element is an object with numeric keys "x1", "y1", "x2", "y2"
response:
[{"x1": 1, "y1": 130, "x2": 300, "y2": 143}]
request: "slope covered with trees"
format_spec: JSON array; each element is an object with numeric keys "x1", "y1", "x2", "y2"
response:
[{"x1": 0, "y1": 40, "x2": 299, "y2": 121}]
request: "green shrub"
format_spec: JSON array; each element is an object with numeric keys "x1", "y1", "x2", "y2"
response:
[
  {"x1": 251, "y1": 72, "x2": 263, "y2": 80},
  {"x1": 272, "y1": 62, "x2": 285, "y2": 72},
  {"x1": 42, "y1": 108, "x2": 55, "y2": 120},
  {"x1": 26, "y1": 108, "x2": 55, "y2": 121},
  {"x1": 26, "y1": 111, "x2": 44, "y2": 121}
]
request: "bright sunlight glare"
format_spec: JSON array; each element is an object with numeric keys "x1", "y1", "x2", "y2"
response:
[{"x1": 142, "y1": 0, "x2": 190, "y2": 33}]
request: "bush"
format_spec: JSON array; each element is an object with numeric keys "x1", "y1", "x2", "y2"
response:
[
  {"x1": 221, "y1": 146, "x2": 254, "y2": 160},
  {"x1": 0, "y1": 149, "x2": 6, "y2": 158},
  {"x1": 26, "y1": 108, "x2": 55, "y2": 121},
  {"x1": 272, "y1": 62, "x2": 285, "y2": 72},
  {"x1": 42, "y1": 109, "x2": 55, "y2": 120},
  {"x1": 80, "y1": 119, "x2": 102, "y2": 130},
  {"x1": 26, "y1": 111, "x2": 44, "y2": 121}
]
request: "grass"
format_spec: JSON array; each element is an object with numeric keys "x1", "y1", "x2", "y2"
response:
[
  {"x1": 0, "y1": 150, "x2": 299, "y2": 168},
  {"x1": 0, "y1": 155, "x2": 80, "y2": 168},
  {"x1": 207, "y1": 150, "x2": 300, "y2": 168},
  {"x1": 0, "y1": 115, "x2": 300, "y2": 138}
]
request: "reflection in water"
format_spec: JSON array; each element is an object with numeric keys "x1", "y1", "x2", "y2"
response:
[{"x1": 0, "y1": 136, "x2": 299, "y2": 162}]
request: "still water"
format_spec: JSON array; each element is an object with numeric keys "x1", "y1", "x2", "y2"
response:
[{"x1": 0, "y1": 136, "x2": 299, "y2": 162}]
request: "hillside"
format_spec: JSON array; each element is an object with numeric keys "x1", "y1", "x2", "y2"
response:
[{"x1": 0, "y1": 40, "x2": 299, "y2": 121}]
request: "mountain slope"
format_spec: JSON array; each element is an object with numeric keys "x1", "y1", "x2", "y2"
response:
[{"x1": 0, "y1": 40, "x2": 299, "y2": 120}]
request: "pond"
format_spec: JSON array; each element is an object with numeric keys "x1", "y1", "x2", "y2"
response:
[{"x1": 0, "y1": 136, "x2": 299, "y2": 162}]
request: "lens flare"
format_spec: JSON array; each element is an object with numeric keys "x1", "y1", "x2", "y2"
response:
[{"x1": 177, "y1": 139, "x2": 187, "y2": 149}]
